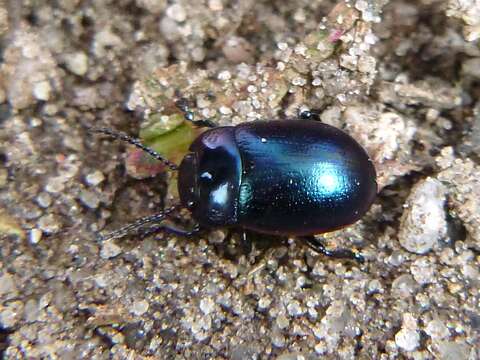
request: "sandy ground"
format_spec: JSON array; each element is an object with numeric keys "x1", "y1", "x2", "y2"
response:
[{"x1": 0, "y1": 0, "x2": 479, "y2": 359}]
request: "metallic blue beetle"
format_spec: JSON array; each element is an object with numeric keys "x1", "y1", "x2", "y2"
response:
[{"x1": 93, "y1": 109, "x2": 377, "y2": 262}]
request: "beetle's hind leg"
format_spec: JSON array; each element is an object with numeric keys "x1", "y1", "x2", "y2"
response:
[
  {"x1": 175, "y1": 98, "x2": 216, "y2": 128},
  {"x1": 302, "y1": 236, "x2": 365, "y2": 263}
]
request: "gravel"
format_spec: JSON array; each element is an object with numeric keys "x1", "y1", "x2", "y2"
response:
[{"x1": 0, "y1": 0, "x2": 479, "y2": 359}]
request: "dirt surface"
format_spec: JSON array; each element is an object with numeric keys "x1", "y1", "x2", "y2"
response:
[{"x1": 0, "y1": 0, "x2": 479, "y2": 359}]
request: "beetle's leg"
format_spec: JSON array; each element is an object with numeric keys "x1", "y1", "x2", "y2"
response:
[
  {"x1": 175, "y1": 98, "x2": 216, "y2": 128},
  {"x1": 89, "y1": 127, "x2": 179, "y2": 171},
  {"x1": 139, "y1": 222, "x2": 201, "y2": 239},
  {"x1": 239, "y1": 230, "x2": 253, "y2": 254},
  {"x1": 303, "y1": 236, "x2": 365, "y2": 263},
  {"x1": 96, "y1": 205, "x2": 178, "y2": 241},
  {"x1": 186, "y1": 117, "x2": 217, "y2": 128},
  {"x1": 299, "y1": 108, "x2": 320, "y2": 121}
]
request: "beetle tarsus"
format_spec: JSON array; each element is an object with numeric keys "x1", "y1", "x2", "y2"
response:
[
  {"x1": 299, "y1": 109, "x2": 320, "y2": 121},
  {"x1": 174, "y1": 98, "x2": 216, "y2": 128},
  {"x1": 96, "y1": 205, "x2": 179, "y2": 241},
  {"x1": 304, "y1": 236, "x2": 365, "y2": 263},
  {"x1": 89, "y1": 127, "x2": 179, "y2": 171},
  {"x1": 187, "y1": 118, "x2": 217, "y2": 128}
]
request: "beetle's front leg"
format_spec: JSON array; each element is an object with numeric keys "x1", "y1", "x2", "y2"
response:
[
  {"x1": 299, "y1": 108, "x2": 320, "y2": 121},
  {"x1": 175, "y1": 98, "x2": 217, "y2": 128},
  {"x1": 302, "y1": 235, "x2": 365, "y2": 263}
]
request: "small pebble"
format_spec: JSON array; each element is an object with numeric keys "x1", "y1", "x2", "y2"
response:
[
  {"x1": 199, "y1": 298, "x2": 215, "y2": 315},
  {"x1": 0, "y1": 273, "x2": 18, "y2": 298},
  {"x1": 0, "y1": 301, "x2": 24, "y2": 328},
  {"x1": 0, "y1": 168, "x2": 7, "y2": 188},
  {"x1": 286, "y1": 300, "x2": 303, "y2": 317},
  {"x1": 222, "y1": 36, "x2": 254, "y2": 63},
  {"x1": 45, "y1": 176, "x2": 66, "y2": 193},
  {"x1": 425, "y1": 319, "x2": 450, "y2": 339},
  {"x1": 166, "y1": 4, "x2": 187, "y2": 22},
  {"x1": 79, "y1": 189, "x2": 100, "y2": 209},
  {"x1": 367, "y1": 279, "x2": 383, "y2": 294},
  {"x1": 94, "y1": 274, "x2": 108, "y2": 288},
  {"x1": 395, "y1": 327, "x2": 420, "y2": 352},
  {"x1": 435, "y1": 340, "x2": 471, "y2": 360},
  {"x1": 395, "y1": 313, "x2": 420, "y2": 352},
  {"x1": 258, "y1": 297, "x2": 271, "y2": 310},
  {"x1": 315, "y1": 342, "x2": 327, "y2": 355},
  {"x1": 208, "y1": 0, "x2": 223, "y2": 11},
  {"x1": 462, "y1": 58, "x2": 480, "y2": 79},
  {"x1": 217, "y1": 70, "x2": 231, "y2": 81},
  {"x1": 271, "y1": 330, "x2": 286, "y2": 348},
  {"x1": 112, "y1": 332, "x2": 125, "y2": 344},
  {"x1": 23, "y1": 299, "x2": 39, "y2": 323},
  {"x1": 64, "y1": 51, "x2": 89, "y2": 76},
  {"x1": 100, "y1": 239, "x2": 122, "y2": 259},
  {"x1": 410, "y1": 258, "x2": 436, "y2": 285},
  {"x1": 392, "y1": 274, "x2": 417, "y2": 298},
  {"x1": 276, "y1": 314, "x2": 290, "y2": 329},
  {"x1": 33, "y1": 80, "x2": 52, "y2": 101},
  {"x1": 207, "y1": 230, "x2": 226, "y2": 244},
  {"x1": 398, "y1": 177, "x2": 447, "y2": 254},
  {"x1": 37, "y1": 214, "x2": 60, "y2": 234},
  {"x1": 131, "y1": 299, "x2": 149, "y2": 316},
  {"x1": 85, "y1": 170, "x2": 105, "y2": 186},
  {"x1": 36, "y1": 192, "x2": 52, "y2": 208},
  {"x1": 461, "y1": 264, "x2": 479, "y2": 279},
  {"x1": 29, "y1": 228, "x2": 42, "y2": 244}
]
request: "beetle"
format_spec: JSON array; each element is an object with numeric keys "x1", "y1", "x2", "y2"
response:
[{"x1": 92, "y1": 104, "x2": 377, "y2": 262}]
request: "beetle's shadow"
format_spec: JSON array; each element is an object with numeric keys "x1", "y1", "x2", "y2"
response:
[{"x1": 210, "y1": 229, "x2": 288, "y2": 263}]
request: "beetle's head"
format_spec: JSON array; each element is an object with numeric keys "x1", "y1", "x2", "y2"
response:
[{"x1": 178, "y1": 127, "x2": 241, "y2": 227}]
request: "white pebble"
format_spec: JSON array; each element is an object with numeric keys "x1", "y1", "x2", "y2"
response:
[
  {"x1": 425, "y1": 319, "x2": 450, "y2": 339},
  {"x1": 199, "y1": 297, "x2": 215, "y2": 315},
  {"x1": 166, "y1": 4, "x2": 187, "y2": 22},
  {"x1": 258, "y1": 297, "x2": 271, "y2": 310},
  {"x1": 131, "y1": 299, "x2": 149, "y2": 316},
  {"x1": 395, "y1": 328, "x2": 420, "y2": 352},
  {"x1": 29, "y1": 228, "x2": 42, "y2": 244},
  {"x1": 0, "y1": 301, "x2": 23, "y2": 328},
  {"x1": 395, "y1": 313, "x2": 420, "y2": 352},
  {"x1": 85, "y1": 170, "x2": 105, "y2": 186},
  {"x1": 276, "y1": 314, "x2": 289, "y2": 329},
  {"x1": 218, "y1": 70, "x2": 231, "y2": 81},
  {"x1": 287, "y1": 300, "x2": 303, "y2": 317},
  {"x1": 65, "y1": 51, "x2": 89, "y2": 76},
  {"x1": 38, "y1": 214, "x2": 60, "y2": 234},
  {"x1": 398, "y1": 177, "x2": 447, "y2": 254},
  {"x1": 208, "y1": 0, "x2": 223, "y2": 11},
  {"x1": 100, "y1": 240, "x2": 122, "y2": 259},
  {"x1": 79, "y1": 189, "x2": 100, "y2": 209},
  {"x1": 0, "y1": 274, "x2": 18, "y2": 298},
  {"x1": 410, "y1": 258, "x2": 436, "y2": 285},
  {"x1": 33, "y1": 80, "x2": 52, "y2": 101}
]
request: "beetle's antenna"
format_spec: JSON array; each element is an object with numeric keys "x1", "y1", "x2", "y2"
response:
[
  {"x1": 97, "y1": 205, "x2": 179, "y2": 241},
  {"x1": 138, "y1": 222, "x2": 201, "y2": 239},
  {"x1": 89, "y1": 127, "x2": 179, "y2": 171}
]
